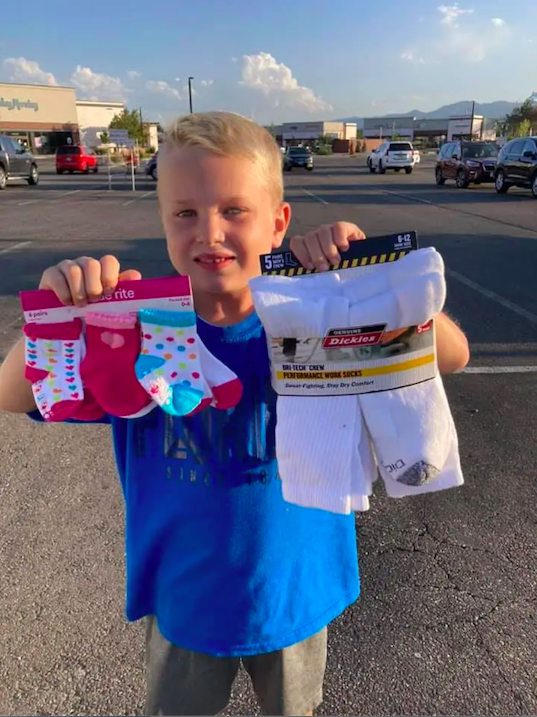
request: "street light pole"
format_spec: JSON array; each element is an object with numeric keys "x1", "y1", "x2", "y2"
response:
[{"x1": 188, "y1": 77, "x2": 194, "y2": 113}]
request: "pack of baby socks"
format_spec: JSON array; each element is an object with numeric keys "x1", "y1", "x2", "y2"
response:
[
  {"x1": 252, "y1": 280, "x2": 357, "y2": 514},
  {"x1": 135, "y1": 309, "x2": 242, "y2": 417}
]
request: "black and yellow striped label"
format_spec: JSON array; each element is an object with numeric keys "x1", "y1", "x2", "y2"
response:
[{"x1": 265, "y1": 250, "x2": 409, "y2": 276}]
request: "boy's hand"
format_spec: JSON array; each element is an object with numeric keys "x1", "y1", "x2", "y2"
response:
[
  {"x1": 38, "y1": 255, "x2": 142, "y2": 307},
  {"x1": 289, "y1": 221, "x2": 366, "y2": 272}
]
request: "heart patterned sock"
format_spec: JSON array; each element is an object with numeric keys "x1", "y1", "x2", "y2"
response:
[
  {"x1": 81, "y1": 312, "x2": 153, "y2": 418},
  {"x1": 24, "y1": 320, "x2": 85, "y2": 422}
]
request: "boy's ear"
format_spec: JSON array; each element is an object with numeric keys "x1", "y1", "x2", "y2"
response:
[{"x1": 272, "y1": 202, "x2": 291, "y2": 249}]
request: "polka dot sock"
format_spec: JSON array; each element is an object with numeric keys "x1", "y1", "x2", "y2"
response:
[{"x1": 135, "y1": 309, "x2": 206, "y2": 416}]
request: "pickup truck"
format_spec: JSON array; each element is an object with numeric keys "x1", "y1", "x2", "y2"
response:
[{"x1": 0, "y1": 135, "x2": 39, "y2": 189}]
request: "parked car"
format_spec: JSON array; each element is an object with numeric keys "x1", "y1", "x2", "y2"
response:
[
  {"x1": 56, "y1": 145, "x2": 98, "y2": 174},
  {"x1": 435, "y1": 140, "x2": 498, "y2": 188},
  {"x1": 145, "y1": 151, "x2": 158, "y2": 180},
  {"x1": 368, "y1": 141, "x2": 415, "y2": 174},
  {"x1": 0, "y1": 134, "x2": 39, "y2": 190},
  {"x1": 494, "y1": 137, "x2": 537, "y2": 198},
  {"x1": 123, "y1": 150, "x2": 140, "y2": 172},
  {"x1": 283, "y1": 146, "x2": 314, "y2": 171}
]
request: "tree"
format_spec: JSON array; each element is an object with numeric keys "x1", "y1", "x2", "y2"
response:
[
  {"x1": 109, "y1": 109, "x2": 144, "y2": 144},
  {"x1": 515, "y1": 119, "x2": 532, "y2": 138},
  {"x1": 100, "y1": 130, "x2": 110, "y2": 144},
  {"x1": 503, "y1": 97, "x2": 537, "y2": 138}
]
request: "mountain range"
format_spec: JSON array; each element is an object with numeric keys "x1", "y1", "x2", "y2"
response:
[{"x1": 339, "y1": 99, "x2": 520, "y2": 128}]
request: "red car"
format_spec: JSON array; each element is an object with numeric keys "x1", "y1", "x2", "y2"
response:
[{"x1": 56, "y1": 145, "x2": 98, "y2": 174}]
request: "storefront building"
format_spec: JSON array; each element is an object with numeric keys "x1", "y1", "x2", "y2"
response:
[
  {"x1": 0, "y1": 82, "x2": 79, "y2": 153},
  {"x1": 76, "y1": 100, "x2": 125, "y2": 147},
  {"x1": 271, "y1": 121, "x2": 358, "y2": 146}
]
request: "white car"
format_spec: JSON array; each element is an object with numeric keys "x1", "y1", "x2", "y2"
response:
[{"x1": 367, "y1": 140, "x2": 416, "y2": 174}]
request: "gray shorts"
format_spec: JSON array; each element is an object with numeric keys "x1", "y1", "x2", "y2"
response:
[{"x1": 145, "y1": 616, "x2": 327, "y2": 716}]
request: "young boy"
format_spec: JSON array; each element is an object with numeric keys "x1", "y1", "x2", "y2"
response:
[{"x1": 0, "y1": 112, "x2": 470, "y2": 716}]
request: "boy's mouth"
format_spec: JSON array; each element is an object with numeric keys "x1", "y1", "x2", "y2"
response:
[{"x1": 194, "y1": 254, "x2": 236, "y2": 272}]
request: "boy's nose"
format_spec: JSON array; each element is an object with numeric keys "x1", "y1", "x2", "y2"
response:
[{"x1": 196, "y1": 215, "x2": 225, "y2": 245}]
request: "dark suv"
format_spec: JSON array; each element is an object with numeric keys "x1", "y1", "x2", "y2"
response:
[
  {"x1": 283, "y1": 146, "x2": 314, "y2": 171},
  {"x1": 435, "y1": 140, "x2": 498, "y2": 188},
  {"x1": 494, "y1": 137, "x2": 537, "y2": 198},
  {"x1": 0, "y1": 135, "x2": 39, "y2": 190}
]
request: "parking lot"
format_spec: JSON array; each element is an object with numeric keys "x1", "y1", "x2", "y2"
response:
[{"x1": 1, "y1": 155, "x2": 536, "y2": 716}]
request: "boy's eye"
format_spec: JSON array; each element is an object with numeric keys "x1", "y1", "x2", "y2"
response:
[
  {"x1": 224, "y1": 207, "x2": 246, "y2": 216},
  {"x1": 176, "y1": 209, "x2": 196, "y2": 218}
]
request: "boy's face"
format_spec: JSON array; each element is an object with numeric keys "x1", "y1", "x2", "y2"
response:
[{"x1": 158, "y1": 146, "x2": 290, "y2": 297}]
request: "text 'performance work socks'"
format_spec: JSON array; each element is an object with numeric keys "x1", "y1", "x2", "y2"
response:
[
  {"x1": 252, "y1": 281, "x2": 360, "y2": 515},
  {"x1": 135, "y1": 309, "x2": 242, "y2": 417}
]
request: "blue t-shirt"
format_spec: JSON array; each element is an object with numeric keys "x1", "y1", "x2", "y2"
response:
[{"x1": 32, "y1": 311, "x2": 360, "y2": 656}]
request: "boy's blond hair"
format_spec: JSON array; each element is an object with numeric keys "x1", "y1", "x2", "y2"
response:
[{"x1": 161, "y1": 111, "x2": 284, "y2": 205}]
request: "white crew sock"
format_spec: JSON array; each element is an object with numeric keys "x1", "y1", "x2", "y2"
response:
[
  {"x1": 340, "y1": 247, "x2": 445, "y2": 302},
  {"x1": 383, "y1": 417, "x2": 463, "y2": 497},
  {"x1": 252, "y1": 282, "x2": 357, "y2": 514},
  {"x1": 348, "y1": 269, "x2": 455, "y2": 492},
  {"x1": 350, "y1": 420, "x2": 377, "y2": 512}
]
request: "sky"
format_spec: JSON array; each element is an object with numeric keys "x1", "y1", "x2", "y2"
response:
[{"x1": 0, "y1": 0, "x2": 535, "y2": 124}]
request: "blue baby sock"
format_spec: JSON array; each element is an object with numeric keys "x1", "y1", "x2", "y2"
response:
[{"x1": 135, "y1": 309, "x2": 206, "y2": 416}]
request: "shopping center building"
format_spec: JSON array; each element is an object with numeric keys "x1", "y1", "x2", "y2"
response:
[
  {"x1": 0, "y1": 82, "x2": 80, "y2": 153},
  {"x1": 0, "y1": 81, "x2": 127, "y2": 153}
]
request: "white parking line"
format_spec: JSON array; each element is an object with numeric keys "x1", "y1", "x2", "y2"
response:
[
  {"x1": 141, "y1": 190, "x2": 155, "y2": 199},
  {"x1": 302, "y1": 188, "x2": 329, "y2": 205},
  {"x1": 381, "y1": 189, "x2": 433, "y2": 205},
  {"x1": 462, "y1": 366, "x2": 537, "y2": 374},
  {"x1": 122, "y1": 196, "x2": 139, "y2": 206},
  {"x1": 0, "y1": 241, "x2": 32, "y2": 256},
  {"x1": 446, "y1": 268, "x2": 537, "y2": 327},
  {"x1": 50, "y1": 189, "x2": 81, "y2": 201},
  {"x1": 18, "y1": 198, "x2": 41, "y2": 206}
]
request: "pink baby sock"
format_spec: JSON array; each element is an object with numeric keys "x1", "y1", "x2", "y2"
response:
[{"x1": 81, "y1": 312, "x2": 153, "y2": 418}]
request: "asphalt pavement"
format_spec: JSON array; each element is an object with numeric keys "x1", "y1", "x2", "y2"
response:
[{"x1": 0, "y1": 156, "x2": 536, "y2": 716}]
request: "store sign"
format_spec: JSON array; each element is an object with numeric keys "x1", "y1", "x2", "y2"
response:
[{"x1": 0, "y1": 97, "x2": 39, "y2": 112}]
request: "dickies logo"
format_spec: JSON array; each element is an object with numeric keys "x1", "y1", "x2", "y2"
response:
[{"x1": 322, "y1": 324, "x2": 386, "y2": 349}]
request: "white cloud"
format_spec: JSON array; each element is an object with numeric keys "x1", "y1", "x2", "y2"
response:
[
  {"x1": 127, "y1": 70, "x2": 141, "y2": 80},
  {"x1": 2, "y1": 57, "x2": 58, "y2": 86},
  {"x1": 200, "y1": 79, "x2": 213, "y2": 86},
  {"x1": 434, "y1": 5, "x2": 509, "y2": 62},
  {"x1": 145, "y1": 80, "x2": 182, "y2": 100},
  {"x1": 400, "y1": 51, "x2": 425, "y2": 64},
  {"x1": 438, "y1": 4, "x2": 474, "y2": 26},
  {"x1": 71, "y1": 65, "x2": 126, "y2": 100},
  {"x1": 240, "y1": 52, "x2": 332, "y2": 113}
]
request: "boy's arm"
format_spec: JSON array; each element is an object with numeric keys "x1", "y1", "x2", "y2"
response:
[
  {"x1": 435, "y1": 312, "x2": 470, "y2": 375},
  {"x1": 0, "y1": 336, "x2": 37, "y2": 413}
]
